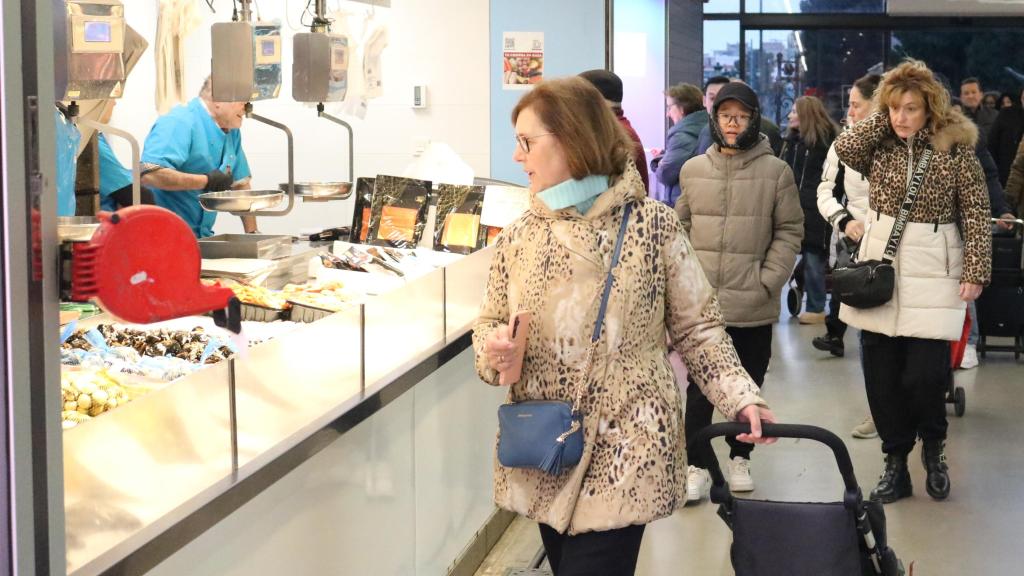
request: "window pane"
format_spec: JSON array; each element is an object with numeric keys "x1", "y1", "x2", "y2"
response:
[
  {"x1": 749, "y1": 0, "x2": 885, "y2": 13},
  {"x1": 891, "y1": 28, "x2": 1024, "y2": 99},
  {"x1": 703, "y1": 20, "x2": 742, "y2": 83},
  {"x1": 704, "y1": 0, "x2": 740, "y2": 14},
  {"x1": 745, "y1": 29, "x2": 886, "y2": 128}
]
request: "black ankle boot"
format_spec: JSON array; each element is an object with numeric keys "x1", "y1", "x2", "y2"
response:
[
  {"x1": 812, "y1": 334, "x2": 845, "y2": 357},
  {"x1": 922, "y1": 442, "x2": 950, "y2": 500},
  {"x1": 870, "y1": 454, "x2": 912, "y2": 503}
]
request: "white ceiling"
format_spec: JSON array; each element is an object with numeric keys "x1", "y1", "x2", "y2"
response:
[{"x1": 888, "y1": 0, "x2": 1024, "y2": 15}]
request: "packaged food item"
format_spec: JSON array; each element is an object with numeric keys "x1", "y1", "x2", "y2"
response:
[
  {"x1": 433, "y1": 184, "x2": 486, "y2": 254},
  {"x1": 282, "y1": 281, "x2": 351, "y2": 313},
  {"x1": 486, "y1": 226, "x2": 502, "y2": 246},
  {"x1": 350, "y1": 177, "x2": 375, "y2": 244},
  {"x1": 366, "y1": 175, "x2": 432, "y2": 249}
]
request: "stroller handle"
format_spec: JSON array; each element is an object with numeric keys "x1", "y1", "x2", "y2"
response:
[{"x1": 688, "y1": 423, "x2": 862, "y2": 508}]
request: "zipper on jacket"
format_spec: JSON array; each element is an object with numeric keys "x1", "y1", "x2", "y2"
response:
[
  {"x1": 719, "y1": 157, "x2": 730, "y2": 286},
  {"x1": 905, "y1": 134, "x2": 915, "y2": 188},
  {"x1": 942, "y1": 229, "x2": 950, "y2": 276},
  {"x1": 799, "y1": 147, "x2": 810, "y2": 192}
]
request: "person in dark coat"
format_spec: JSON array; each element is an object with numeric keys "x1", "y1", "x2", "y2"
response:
[
  {"x1": 778, "y1": 95, "x2": 839, "y2": 325},
  {"x1": 579, "y1": 69, "x2": 650, "y2": 192},
  {"x1": 960, "y1": 77, "x2": 998, "y2": 143},
  {"x1": 987, "y1": 87, "x2": 1024, "y2": 186}
]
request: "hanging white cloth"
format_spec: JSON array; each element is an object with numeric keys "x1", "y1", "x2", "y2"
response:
[{"x1": 155, "y1": 0, "x2": 203, "y2": 114}]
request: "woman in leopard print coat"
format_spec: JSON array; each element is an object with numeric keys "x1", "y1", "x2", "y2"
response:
[
  {"x1": 473, "y1": 77, "x2": 774, "y2": 575},
  {"x1": 833, "y1": 60, "x2": 991, "y2": 505}
]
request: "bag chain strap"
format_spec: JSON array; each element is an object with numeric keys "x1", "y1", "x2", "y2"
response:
[{"x1": 882, "y1": 146, "x2": 934, "y2": 264}]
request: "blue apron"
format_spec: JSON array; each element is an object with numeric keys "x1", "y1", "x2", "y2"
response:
[
  {"x1": 56, "y1": 108, "x2": 82, "y2": 217},
  {"x1": 141, "y1": 98, "x2": 251, "y2": 237},
  {"x1": 98, "y1": 133, "x2": 133, "y2": 212}
]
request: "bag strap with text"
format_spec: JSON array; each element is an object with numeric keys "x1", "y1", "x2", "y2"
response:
[{"x1": 882, "y1": 145, "x2": 933, "y2": 263}]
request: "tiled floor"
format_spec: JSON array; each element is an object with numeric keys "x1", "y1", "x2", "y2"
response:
[
  {"x1": 473, "y1": 314, "x2": 1022, "y2": 576},
  {"x1": 636, "y1": 318, "x2": 1023, "y2": 575}
]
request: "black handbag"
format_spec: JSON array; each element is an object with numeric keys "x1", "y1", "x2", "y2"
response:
[
  {"x1": 496, "y1": 202, "x2": 633, "y2": 475},
  {"x1": 832, "y1": 146, "x2": 933, "y2": 309}
]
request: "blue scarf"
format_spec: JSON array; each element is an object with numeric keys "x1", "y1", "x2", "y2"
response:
[{"x1": 537, "y1": 175, "x2": 610, "y2": 215}]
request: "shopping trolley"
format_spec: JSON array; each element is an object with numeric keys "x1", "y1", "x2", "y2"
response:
[{"x1": 689, "y1": 422, "x2": 905, "y2": 576}]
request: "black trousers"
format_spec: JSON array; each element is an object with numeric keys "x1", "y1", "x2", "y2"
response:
[
  {"x1": 539, "y1": 523, "x2": 646, "y2": 576},
  {"x1": 685, "y1": 325, "x2": 772, "y2": 467},
  {"x1": 860, "y1": 330, "x2": 950, "y2": 456},
  {"x1": 825, "y1": 292, "x2": 848, "y2": 339}
]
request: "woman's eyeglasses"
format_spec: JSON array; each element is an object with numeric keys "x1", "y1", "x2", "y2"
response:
[{"x1": 514, "y1": 132, "x2": 554, "y2": 153}]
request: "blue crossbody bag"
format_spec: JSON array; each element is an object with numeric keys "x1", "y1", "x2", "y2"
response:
[{"x1": 496, "y1": 202, "x2": 633, "y2": 475}]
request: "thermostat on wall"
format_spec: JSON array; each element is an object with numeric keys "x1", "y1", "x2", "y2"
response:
[{"x1": 413, "y1": 85, "x2": 428, "y2": 109}]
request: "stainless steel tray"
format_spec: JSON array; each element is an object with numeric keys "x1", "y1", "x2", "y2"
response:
[
  {"x1": 198, "y1": 234, "x2": 293, "y2": 260},
  {"x1": 198, "y1": 190, "x2": 284, "y2": 212},
  {"x1": 279, "y1": 182, "x2": 353, "y2": 201},
  {"x1": 58, "y1": 216, "x2": 99, "y2": 242}
]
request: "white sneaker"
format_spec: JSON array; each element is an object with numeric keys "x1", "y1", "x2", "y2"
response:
[
  {"x1": 727, "y1": 457, "x2": 754, "y2": 492},
  {"x1": 960, "y1": 344, "x2": 979, "y2": 369},
  {"x1": 686, "y1": 465, "x2": 711, "y2": 503},
  {"x1": 851, "y1": 416, "x2": 878, "y2": 439}
]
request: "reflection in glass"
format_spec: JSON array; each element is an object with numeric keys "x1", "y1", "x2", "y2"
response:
[
  {"x1": 704, "y1": 0, "x2": 740, "y2": 13},
  {"x1": 745, "y1": 29, "x2": 885, "y2": 128},
  {"x1": 750, "y1": 0, "x2": 884, "y2": 13},
  {"x1": 703, "y1": 20, "x2": 741, "y2": 85},
  {"x1": 890, "y1": 29, "x2": 1024, "y2": 97}
]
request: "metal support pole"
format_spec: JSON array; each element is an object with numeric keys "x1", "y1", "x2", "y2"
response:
[
  {"x1": 241, "y1": 103, "x2": 295, "y2": 217},
  {"x1": 316, "y1": 104, "x2": 355, "y2": 186}
]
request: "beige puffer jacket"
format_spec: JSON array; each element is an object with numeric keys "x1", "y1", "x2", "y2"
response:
[
  {"x1": 675, "y1": 137, "x2": 804, "y2": 327},
  {"x1": 472, "y1": 163, "x2": 766, "y2": 535}
]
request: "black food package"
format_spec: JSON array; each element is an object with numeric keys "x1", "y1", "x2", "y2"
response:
[
  {"x1": 433, "y1": 184, "x2": 486, "y2": 254},
  {"x1": 366, "y1": 175, "x2": 432, "y2": 249},
  {"x1": 349, "y1": 177, "x2": 375, "y2": 244}
]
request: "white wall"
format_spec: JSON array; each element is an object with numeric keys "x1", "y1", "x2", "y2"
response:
[{"x1": 110, "y1": 0, "x2": 489, "y2": 236}]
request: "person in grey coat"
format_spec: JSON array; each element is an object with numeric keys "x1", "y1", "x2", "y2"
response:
[{"x1": 651, "y1": 83, "x2": 708, "y2": 206}]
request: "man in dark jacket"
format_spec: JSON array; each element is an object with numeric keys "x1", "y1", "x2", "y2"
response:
[
  {"x1": 579, "y1": 69, "x2": 649, "y2": 191},
  {"x1": 988, "y1": 88, "x2": 1024, "y2": 186},
  {"x1": 651, "y1": 83, "x2": 708, "y2": 206},
  {"x1": 961, "y1": 77, "x2": 998, "y2": 143}
]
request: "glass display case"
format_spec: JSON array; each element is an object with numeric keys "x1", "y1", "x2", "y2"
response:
[{"x1": 61, "y1": 247, "x2": 493, "y2": 575}]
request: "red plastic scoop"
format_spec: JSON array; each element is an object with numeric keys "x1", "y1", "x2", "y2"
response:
[{"x1": 71, "y1": 206, "x2": 240, "y2": 330}]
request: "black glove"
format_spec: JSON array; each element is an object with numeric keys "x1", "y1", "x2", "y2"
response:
[{"x1": 204, "y1": 169, "x2": 234, "y2": 192}]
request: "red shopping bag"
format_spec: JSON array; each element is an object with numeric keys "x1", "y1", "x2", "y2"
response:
[{"x1": 950, "y1": 308, "x2": 972, "y2": 369}]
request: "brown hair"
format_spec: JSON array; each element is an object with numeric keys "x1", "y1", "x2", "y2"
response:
[
  {"x1": 791, "y1": 95, "x2": 839, "y2": 148},
  {"x1": 511, "y1": 77, "x2": 635, "y2": 179},
  {"x1": 875, "y1": 59, "x2": 952, "y2": 134},
  {"x1": 853, "y1": 73, "x2": 882, "y2": 101},
  {"x1": 666, "y1": 83, "x2": 704, "y2": 115}
]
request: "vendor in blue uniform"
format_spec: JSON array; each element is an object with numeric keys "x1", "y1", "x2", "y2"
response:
[
  {"x1": 97, "y1": 102, "x2": 155, "y2": 211},
  {"x1": 141, "y1": 76, "x2": 257, "y2": 237}
]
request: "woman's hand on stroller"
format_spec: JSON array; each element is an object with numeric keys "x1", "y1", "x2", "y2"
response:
[{"x1": 736, "y1": 405, "x2": 778, "y2": 445}]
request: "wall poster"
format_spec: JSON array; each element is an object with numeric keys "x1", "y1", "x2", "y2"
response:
[{"x1": 502, "y1": 32, "x2": 544, "y2": 90}]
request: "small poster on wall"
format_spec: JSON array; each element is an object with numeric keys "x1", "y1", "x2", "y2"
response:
[{"x1": 502, "y1": 32, "x2": 544, "y2": 90}]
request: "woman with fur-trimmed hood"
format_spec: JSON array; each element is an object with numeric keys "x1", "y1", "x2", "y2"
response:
[{"x1": 834, "y1": 59, "x2": 991, "y2": 505}]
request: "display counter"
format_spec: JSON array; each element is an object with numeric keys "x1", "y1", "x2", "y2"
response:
[{"x1": 63, "y1": 247, "x2": 496, "y2": 576}]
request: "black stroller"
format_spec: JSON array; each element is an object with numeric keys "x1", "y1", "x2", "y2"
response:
[{"x1": 689, "y1": 423, "x2": 905, "y2": 576}]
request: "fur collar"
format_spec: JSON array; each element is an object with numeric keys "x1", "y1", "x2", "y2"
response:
[{"x1": 929, "y1": 110, "x2": 978, "y2": 152}]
